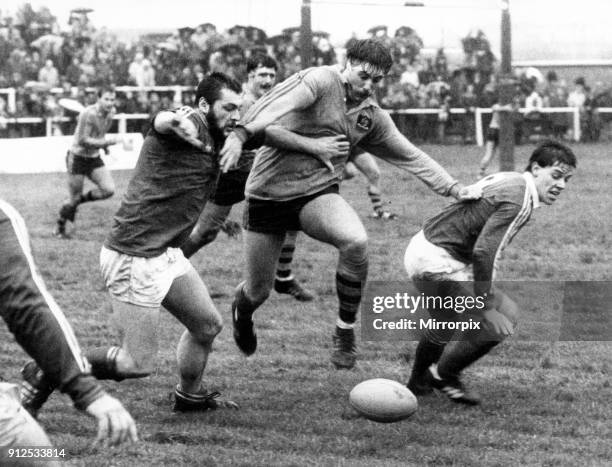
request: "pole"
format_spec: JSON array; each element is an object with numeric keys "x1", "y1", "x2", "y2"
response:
[
  {"x1": 300, "y1": 0, "x2": 313, "y2": 70},
  {"x1": 498, "y1": 0, "x2": 514, "y2": 171}
]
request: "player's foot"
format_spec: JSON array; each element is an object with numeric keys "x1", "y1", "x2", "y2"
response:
[
  {"x1": 173, "y1": 386, "x2": 239, "y2": 412},
  {"x1": 53, "y1": 221, "x2": 71, "y2": 239},
  {"x1": 231, "y1": 299, "x2": 257, "y2": 356},
  {"x1": 370, "y1": 209, "x2": 398, "y2": 220},
  {"x1": 274, "y1": 277, "x2": 315, "y2": 302},
  {"x1": 331, "y1": 326, "x2": 357, "y2": 369},
  {"x1": 426, "y1": 365, "x2": 480, "y2": 405},
  {"x1": 20, "y1": 361, "x2": 55, "y2": 418},
  {"x1": 406, "y1": 373, "x2": 434, "y2": 396}
]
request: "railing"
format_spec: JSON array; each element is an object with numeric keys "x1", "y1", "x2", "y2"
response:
[{"x1": 1, "y1": 103, "x2": 602, "y2": 145}]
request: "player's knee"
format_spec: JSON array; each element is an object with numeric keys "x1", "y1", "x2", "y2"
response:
[
  {"x1": 190, "y1": 313, "x2": 223, "y2": 344},
  {"x1": 340, "y1": 234, "x2": 368, "y2": 259},
  {"x1": 247, "y1": 286, "x2": 270, "y2": 306},
  {"x1": 499, "y1": 297, "x2": 519, "y2": 327}
]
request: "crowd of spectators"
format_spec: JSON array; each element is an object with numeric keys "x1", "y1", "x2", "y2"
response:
[{"x1": 1, "y1": 5, "x2": 610, "y2": 142}]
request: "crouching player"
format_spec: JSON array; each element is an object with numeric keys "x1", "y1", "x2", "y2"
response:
[{"x1": 404, "y1": 140, "x2": 576, "y2": 405}]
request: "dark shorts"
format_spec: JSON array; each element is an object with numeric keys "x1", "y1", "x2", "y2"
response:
[
  {"x1": 209, "y1": 169, "x2": 249, "y2": 206},
  {"x1": 66, "y1": 152, "x2": 105, "y2": 176},
  {"x1": 486, "y1": 128, "x2": 499, "y2": 145},
  {"x1": 244, "y1": 184, "x2": 340, "y2": 234}
]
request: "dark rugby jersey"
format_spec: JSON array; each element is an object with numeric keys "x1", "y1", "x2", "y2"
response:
[
  {"x1": 105, "y1": 107, "x2": 218, "y2": 257},
  {"x1": 0, "y1": 200, "x2": 102, "y2": 410},
  {"x1": 423, "y1": 172, "x2": 539, "y2": 296}
]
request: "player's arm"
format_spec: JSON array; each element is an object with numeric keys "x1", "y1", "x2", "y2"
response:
[
  {"x1": 359, "y1": 111, "x2": 469, "y2": 199},
  {"x1": 78, "y1": 111, "x2": 118, "y2": 149},
  {"x1": 264, "y1": 125, "x2": 349, "y2": 172},
  {"x1": 153, "y1": 108, "x2": 206, "y2": 150},
  {"x1": 220, "y1": 81, "x2": 317, "y2": 171},
  {"x1": 471, "y1": 201, "x2": 523, "y2": 299}
]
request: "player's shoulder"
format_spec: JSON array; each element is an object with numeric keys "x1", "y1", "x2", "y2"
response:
[
  {"x1": 299, "y1": 65, "x2": 342, "y2": 85},
  {"x1": 479, "y1": 172, "x2": 527, "y2": 204}
]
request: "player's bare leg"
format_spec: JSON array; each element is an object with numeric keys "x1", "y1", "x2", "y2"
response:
[
  {"x1": 299, "y1": 193, "x2": 368, "y2": 369},
  {"x1": 162, "y1": 268, "x2": 236, "y2": 411},
  {"x1": 232, "y1": 231, "x2": 285, "y2": 355},
  {"x1": 350, "y1": 152, "x2": 397, "y2": 219},
  {"x1": 56, "y1": 173, "x2": 85, "y2": 238},
  {"x1": 181, "y1": 202, "x2": 233, "y2": 258},
  {"x1": 479, "y1": 141, "x2": 496, "y2": 178},
  {"x1": 274, "y1": 231, "x2": 315, "y2": 301},
  {"x1": 87, "y1": 165, "x2": 116, "y2": 201}
]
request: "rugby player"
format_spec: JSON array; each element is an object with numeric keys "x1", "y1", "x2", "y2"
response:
[
  {"x1": 181, "y1": 54, "x2": 314, "y2": 301},
  {"x1": 404, "y1": 140, "x2": 576, "y2": 404},
  {"x1": 218, "y1": 39, "x2": 477, "y2": 369},
  {"x1": 0, "y1": 199, "x2": 137, "y2": 451},
  {"x1": 55, "y1": 86, "x2": 124, "y2": 238},
  {"x1": 23, "y1": 72, "x2": 349, "y2": 413}
]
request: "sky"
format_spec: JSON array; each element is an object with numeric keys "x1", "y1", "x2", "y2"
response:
[{"x1": 2, "y1": 0, "x2": 612, "y2": 61}]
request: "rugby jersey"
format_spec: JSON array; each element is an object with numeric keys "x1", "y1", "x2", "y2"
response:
[
  {"x1": 105, "y1": 107, "x2": 218, "y2": 257},
  {"x1": 242, "y1": 65, "x2": 457, "y2": 201},
  {"x1": 70, "y1": 103, "x2": 115, "y2": 158},
  {"x1": 423, "y1": 172, "x2": 539, "y2": 296}
]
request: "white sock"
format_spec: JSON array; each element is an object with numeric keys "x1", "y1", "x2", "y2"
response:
[
  {"x1": 275, "y1": 274, "x2": 294, "y2": 282},
  {"x1": 336, "y1": 319, "x2": 355, "y2": 330}
]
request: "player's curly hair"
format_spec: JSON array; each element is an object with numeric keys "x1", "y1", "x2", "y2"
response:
[
  {"x1": 247, "y1": 54, "x2": 278, "y2": 73},
  {"x1": 346, "y1": 39, "x2": 393, "y2": 74},
  {"x1": 195, "y1": 72, "x2": 241, "y2": 107},
  {"x1": 525, "y1": 140, "x2": 577, "y2": 171}
]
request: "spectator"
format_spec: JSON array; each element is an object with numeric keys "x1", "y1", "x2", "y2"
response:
[{"x1": 38, "y1": 58, "x2": 59, "y2": 88}]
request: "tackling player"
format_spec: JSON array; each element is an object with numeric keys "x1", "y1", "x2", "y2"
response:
[
  {"x1": 180, "y1": 54, "x2": 314, "y2": 301},
  {"x1": 0, "y1": 199, "x2": 137, "y2": 451},
  {"x1": 404, "y1": 140, "x2": 576, "y2": 404},
  {"x1": 219, "y1": 39, "x2": 477, "y2": 369},
  {"x1": 54, "y1": 86, "x2": 125, "y2": 238}
]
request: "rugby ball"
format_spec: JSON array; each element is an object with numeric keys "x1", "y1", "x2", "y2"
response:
[{"x1": 349, "y1": 378, "x2": 417, "y2": 423}]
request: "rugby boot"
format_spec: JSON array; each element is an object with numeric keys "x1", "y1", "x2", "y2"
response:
[
  {"x1": 231, "y1": 299, "x2": 257, "y2": 356},
  {"x1": 173, "y1": 386, "x2": 239, "y2": 412},
  {"x1": 274, "y1": 277, "x2": 315, "y2": 302},
  {"x1": 406, "y1": 372, "x2": 434, "y2": 396},
  {"x1": 426, "y1": 365, "x2": 480, "y2": 405},
  {"x1": 20, "y1": 361, "x2": 55, "y2": 418},
  {"x1": 331, "y1": 326, "x2": 357, "y2": 369}
]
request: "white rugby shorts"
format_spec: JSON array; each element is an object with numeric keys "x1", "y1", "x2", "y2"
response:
[
  {"x1": 404, "y1": 230, "x2": 473, "y2": 282},
  {"x1": 100, "y1": 246, "x2": 193, "y2": 308}
]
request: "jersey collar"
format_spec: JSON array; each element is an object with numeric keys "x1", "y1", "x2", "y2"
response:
[{"x1": 522, "y1": 171, "x2": 541, "y2": 209}]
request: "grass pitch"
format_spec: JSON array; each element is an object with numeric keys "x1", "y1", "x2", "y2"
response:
[{"x1": 0, "y1": 142, "x2": 610, "y2": 466}]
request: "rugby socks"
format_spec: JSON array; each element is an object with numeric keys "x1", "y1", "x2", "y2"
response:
[
  {"x1": 368, "y1": 188, "x2": 384, "y2": 214},
  {"x1": 336, "y1": 253, "x2": 368, "y2": 324},
  {"x1": 437, "y1": 340, "x2": 500, "y2": 380},
  {"x1": 275, "y1": 231, "x2": 298, "y2": 281},
  {"x1": 85, "y1": 346, "x2": 125, "y2": 382}
]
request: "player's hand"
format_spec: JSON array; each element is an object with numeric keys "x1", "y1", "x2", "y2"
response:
[
  {"x1": 220, "y1": 220, "x2": 241, "y2": 238},
  {"x1": 311, "y1": 135, "x2": 350, "y2": 172},
  {"x1": 220, "y1": 132, "x2": 244, "y2": 172},
  {"x1": 453, "y1": 182, "x2": 483, "y2": 201},
  {"x1": 85, "y1": 393, "x2": 138, "y2": 447},
  {"x1": 171, "y1": 114, "x2": 205, "y2": 150},
  {"x1": 483, "y1": 309, "x2": 514, "y2": 337}
]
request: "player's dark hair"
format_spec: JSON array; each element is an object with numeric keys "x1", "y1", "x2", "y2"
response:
[
  {"x1": 97, "y1": 85, "x2": 116, "y2": 98},
  {"x1": 194, "y1": 72, "x2": 241, "y2": 107},
  {"x1": 526, "y1": 140, "x2": 577, "y2": 172},
  {"x1": 346, "y1": 39, "x2": 393, "y2": 74},
  {"x1": 247, "y1": 54, "x2": 278, "y2": 74}
]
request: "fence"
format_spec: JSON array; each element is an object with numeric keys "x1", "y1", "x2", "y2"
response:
[{"x1": 0, "y1": 84, "x2": 604, "y2": 144}]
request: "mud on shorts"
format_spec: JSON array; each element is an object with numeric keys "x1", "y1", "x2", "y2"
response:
[{"x1": 243, "y1": 184, "x2": 340, "y2": 235}]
